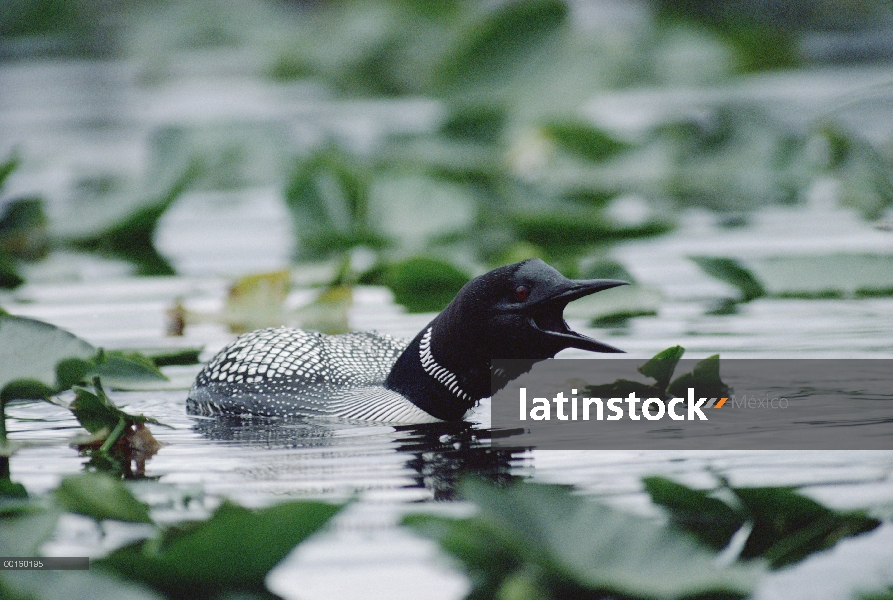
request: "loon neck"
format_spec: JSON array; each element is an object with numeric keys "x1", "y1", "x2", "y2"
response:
[
  {"x1": 418, "y1": 327, "x2": 474, "y2": 405},
  {"x1": 385, "y1": 320, "x2": 483, "y2": 421}
]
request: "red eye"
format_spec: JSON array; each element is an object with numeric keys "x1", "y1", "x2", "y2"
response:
[{"x1": 515, "y1": 285, "x2": 529, "y2": 301}]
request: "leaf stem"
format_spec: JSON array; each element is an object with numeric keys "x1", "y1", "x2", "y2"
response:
[{"x1": 100, "y1": 417, "x2": 128, "y2": 454}]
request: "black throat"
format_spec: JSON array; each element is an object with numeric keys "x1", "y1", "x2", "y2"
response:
[
  {"x1": 384, "y1": 297, "x2": 538, "y2": 422},
  {"x1": 385, "y1": 319, "x2": 481, "y2": 422}
]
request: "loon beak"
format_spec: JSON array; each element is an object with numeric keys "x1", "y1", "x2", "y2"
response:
[{"x1": 529, "y1": 278, "x2": 628, "y2": 353}]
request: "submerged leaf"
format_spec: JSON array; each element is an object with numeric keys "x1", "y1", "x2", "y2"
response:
[
  {"x1": 55, "y1": 472, "x2": 153, "y2": 524},
  {"x1": 98, "y1": 500, "x2": 343, "y2": 598}
]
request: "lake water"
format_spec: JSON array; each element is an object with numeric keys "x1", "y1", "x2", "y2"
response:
[{"x1": 2, "y1": 57, "x2": 893, "y2": 600}]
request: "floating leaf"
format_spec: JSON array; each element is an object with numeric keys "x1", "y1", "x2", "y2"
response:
[
  {"x1": 434, "y1": 0, "x2": 568, "y2": 92},
  {"x1": 0, "y1": 152, "x2": 18, "y2": 192},
  {"x1": 98, "y1": 500, "x2": 343, "y2": 599},
  {"x1": 541, "y1": 120, "x2": 631, "y2": 163},
  {"x1": 0, "y1": 197, "x2": 48, "y2": 261},
  {"x1": 90, "y1": 351, "x2": 168, "y2": 388},
  {"x1": 384, "y1": 257, "x2": 470, "y2": 313},
  {"x1": 645, "y1": 477, "x2": 881, "y2": 570},
  {"x1": 406, "y1": 479, "x2": 755, "y2": 600},
  {"x1": 143, "y1": 348, "x2": 203, "y2": 367},
  {"x1": 690, "y1": 256, "x2": 766, "y2": 302},
  {"x1": 643, "y1": 476, "x2": 743, "y2": 551},
  {"x1": 69, "y1": 379, "x2": 165, "y2": 436},
  {"x1": 637, "y1": 345, "x2": 685, "y2": 391},
  {"x1": 285, "y1": 148, "x2": 387, "y2": 259},
  {"x1": 55, "y1": 472, "x2": 152, "y2": 524},
  {"x1": 0, "y1": 314, "x2": 95, "y2": 398},
  {"x1": 68, "y1": 160, "x2": 200, "y2": 275},
  {"x1": 0, "y1": 254, "x2": 24, "y2": 289},
  {"x1": 734, "y1": 486, "x2": 880, "y2": 569},
  {"x1": 667, "y1": 354, "x2": 729, "y2": 400}
]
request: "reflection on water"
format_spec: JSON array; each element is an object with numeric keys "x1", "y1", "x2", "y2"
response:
[{"x1": 192, "y1": 415, "x2": 527, "y2": 502}]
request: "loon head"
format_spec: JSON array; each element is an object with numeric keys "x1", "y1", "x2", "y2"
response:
[{"x1": 385, "y1": 259, "x2": 628, "y2": 421}]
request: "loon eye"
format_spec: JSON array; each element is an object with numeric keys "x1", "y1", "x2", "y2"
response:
[{"x1": 515, "y1": 285, "x2": 530, "y2": 302}]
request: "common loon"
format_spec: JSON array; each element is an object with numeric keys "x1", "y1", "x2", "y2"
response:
[{"x1": 187, "y1": 259, "x2": 626, "y2": 423}]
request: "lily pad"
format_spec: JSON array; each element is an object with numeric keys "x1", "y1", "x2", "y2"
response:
[
  {"x1": 55, "y1": 472, "x2": 153, "y2": 524},
  {"x1": 0, "y1": 315, "x2": 167, "y2": 400},
  {"x1": 645, "y1": 477, "x2": 881, "y2": 569},
  {"x1": 541, "y1": 120, "x2": 631, "y2": 163},
  {"x1": 67, "y1": 161, "x2": 200, "y2": 276},
  {"x1": 433, "y1": 0, "x2": 569, "y2": 92},
  {"x1": 405, "y1": 479, "x2": 755, "y2": 600},
  {"x1": 690, "y1": 256, "x2": 765, "y2": 302},
  {"x1": 384, "y1": 257, "x2": 470, "y2": 313},
  {"x1": 98, "y1": 499, "x2": 344, "y2": 599},
  {"x1": 0, "y1": 314, "x2": 95, "y2": 397}
]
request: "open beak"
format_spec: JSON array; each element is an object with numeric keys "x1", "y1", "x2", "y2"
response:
[{"x1": 528, "y1": 278, "x2": 628, "y2": 353}]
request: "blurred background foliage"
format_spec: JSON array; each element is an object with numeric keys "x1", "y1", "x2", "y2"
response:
[{"x1": 0, "y1": 0, "x2": 891, "y2": 316}]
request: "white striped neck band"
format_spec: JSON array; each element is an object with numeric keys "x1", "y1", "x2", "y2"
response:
[{"x1": 418, "y1": 327, "x2": 473, "y2": 404}]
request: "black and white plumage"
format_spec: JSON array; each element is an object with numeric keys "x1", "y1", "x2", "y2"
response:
[
  {"x1": 188, "y1": 259, "x2": 628, "y2": 424},
  {"x1": 187, "y1": 328, "x2": 439, "y2": 422}
]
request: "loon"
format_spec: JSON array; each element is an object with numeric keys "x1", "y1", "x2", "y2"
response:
[{"x1": 187, "y1": 259, "x2": 627, "y2": 423}]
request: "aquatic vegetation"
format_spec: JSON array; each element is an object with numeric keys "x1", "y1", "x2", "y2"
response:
[
  {"x1": 405, "y1": 477, "x2": 883, "y2": 600},
  {"x1": 405, "y1": 478, "x2": 757, "y2": 600},
  {"x1": 0, "y1": 470, "x2": 343, "y2": 600},
  {"x1": 584, "y1": 345, "x2": 730, "y2": 402},
  {"x1": 644, "y1": 476, "x2": 881, "y2": 569},
  {"x1": 0, "y1": 153, "x2": 47, "y2": 289},
  {"x1": 66, "y1": 161, "x2": 202, "y2": 276}
]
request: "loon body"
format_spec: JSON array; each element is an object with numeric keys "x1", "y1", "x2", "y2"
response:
[{"x1": 187, "y1": 259, "x2": 626, "y2": 423}]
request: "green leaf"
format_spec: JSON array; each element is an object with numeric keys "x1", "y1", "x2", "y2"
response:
[
  {"x1": 143, "y1": 348, "x2": 203, "y2": 367},
  {"x1": 69, "y1": 380, "x2": 165, "y2": 438},
  {"x1": 0, "y1": 253, "x2": 24, "y2": 289},
  {"x1": 733, "y1": 486, "x2": 880, "y2": 569},
  {"x1": 644, "y1": 477, "x2": 882, "y2": 570},
  {"x1": 384, "y1": 257, "x2": 470, "y2": 313},
  {"x1": 0, "y1": 476, "x2": 27, "y2": 499},
  {"x1": 0, "y1": 506, "x2": 60, "y2": 557},
  {"x1": 637, "y1": 345, "x2": 685, "y2": 392},
  {"x1": 541, "y1": 120, "x2": 631, "y2": 163},
  {"x1": 690, "y1": 256, "x2": 766, "y2": 302},
  {"x1": 0, "y1": 152, "x2": 19, "y2": 193},
  {"x1": 1, "y1": 379, "x2": 56, "y2": 403},
  {"x1": 284, "y1": 148, "x2": 387, "y2": 259},
  {"x1": 667, "y1": 354, "x2": 730, "y2": 400},
  {"x1": 0, "y1": 197, "x2": 49, "y2": 261},
  {"x1": 98, "y1": 500, "x2": 343, "y2": 598},
  {"x1": 55, "y1": 358, "x2": 95, "y2": 391},
  {"x1": 68, "y1": 161, "x2": 200, "y2": 276},
  {"x1": 90, "y1": 351, "x2": 168, "y2": 386},
  {"x1": 407, "y1": 480, "x2": 755, "y2": 600},
  {"x1": 1, "y1": 569, "x2": 165, "y2": 600},
  {"x1": 434, "y1": 0, "x2": 569, "y2": 91},
  {"x1": 643, "y1": 476, "x2": 743, "y2": 551},
  {"x1": 0, "y1": 315, "x2": 96, "y2": 397},
  {"x1": 55, "y1": 472, "x2": 153, "y2": 524}
]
